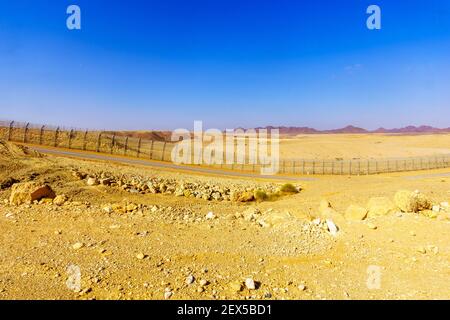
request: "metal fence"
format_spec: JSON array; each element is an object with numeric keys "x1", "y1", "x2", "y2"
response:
[{"x1": 1, "y1": 120, "x2": 450, "y2": 175}]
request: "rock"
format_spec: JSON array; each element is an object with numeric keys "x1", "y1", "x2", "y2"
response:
[
  {"x1": 186, "y1": 275, "x2": 195, "y2": 285},
  {"x1": 229, "y1": 281, "x2": 243, "y2": 293},
  {"x1": 39, "y1": 198, "x2": 54, "y2": 205},
  {"x1": 394, "y1": 190, "x2": 431, "y2": 213},
  {"x1": 99, "y1": 178, "x2": 112, "y2": 186},
  {"x1": 197, "y1": 287, "x2": 204, "y2": 293},
  {"x1": 243, "y1": 208, "x2": 260, "y2": 222},
  {"x1": 432, "y1": 205, "x2": 441, "y2": 212},
  {"x1": 326, "y1": 219, "x2": 339, "y2": 236},
  {"x1": 261, "y1": 211, "x2": 293, "y2": 227},
  {"x1": 102, "y1": 205, "x2": 113, "y2": 214},
  {"x1": 72, "y1": 242, "x2": 84, "y2": 250},
  {"x1": 422, "y1": 210, "x2": 438, "y2": 219},
  {"x1": 0, "y1": 177, "x2": 20, "y2": 190},
  {"x1": 298, "y1": 284, "x2": 306, "y2": 291},
  {"x1": 164, "y1": 290, "x2": 173, "y2": 299},
  {"x1": 367, "y1": 197, "x2": 396, "y2": 217},
  {"x1": 245, "y1": 278, "x2": 256, "y2": 290},
  {"x1": 199, "y1": 279, "x2": 208, "y2": 287},
  {"x1": 417, "y1": 246, "x2": 426, "y2": 254},
  {"x1": 345, "y1": 205, "x2": 368, "y2": 221},
  {"x1": 320, "y1": 207, "x2": 346, "y2": 226},
  {"x1": 205, "y1": 212, "x2": 216, "y2": 220},
  {"x1": 125, "y1": 202, "x2": 138, "y2": 213},
  {"x1": 367, "y1": 223, "x2": 377, "y2": 230},
  {"x1": 136, "y1": 253, "x2": 146, "y2": 260},
  {"x1": 9, "y1": 182, "x2": 56, "y2": 206},
  {"x1": 53, "y1": 195, "x2": 67, "y2": 206},
  {"x1": 86, "y1": 177, "x2": 99, "y2": 186}
]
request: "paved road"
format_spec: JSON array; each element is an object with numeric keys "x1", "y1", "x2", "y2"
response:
[{"x1": 30, "y1": 146, "x2": 315, "y2": 182}]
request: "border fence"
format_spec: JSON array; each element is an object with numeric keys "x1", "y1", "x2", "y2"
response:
[{"x1": 1, "y1": 120, "x2": 450, "y2": 175}]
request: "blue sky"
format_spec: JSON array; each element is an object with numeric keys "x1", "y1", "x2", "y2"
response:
[{"x1": 0, "y1": 0, "x2": 449, "y2": 130}]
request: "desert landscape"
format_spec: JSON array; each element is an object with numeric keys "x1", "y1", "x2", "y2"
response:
[
  {"x1": 1, "y1": 1, "x2": 449, "y2": 304},
  {"x1": 1, "y1": 135, "x2": 449, "y2": 300}
]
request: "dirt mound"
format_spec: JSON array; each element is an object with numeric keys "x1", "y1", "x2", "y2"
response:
[{"x1": 0, "y1": 140, "x2": 39, "y2": 158}]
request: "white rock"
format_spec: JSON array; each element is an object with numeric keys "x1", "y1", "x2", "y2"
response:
[
  {"x1": 245, "y1": 278, "x2": 256, "y2": 290},
  {"x1": 440, "y1": 202, "x2": 449, "y2": 208},
  {"x1": 86, "y1": 177, "x2": 99, "y2": 186},
  {"x1": 205, "y1": 212, "x2": 216, "y2": 220},
  {"x1": 432, "y1": 205, "x2": 441, "y2": 212},
  {"x1": 326, "y1": 219, "x2": 339, "y2": 236},
  {"x1": 298, "y1": 284, "x2": 306, "y2": 291},
  {"x1": 164, "y1": 290, "x2": 173, "y2": 299},
  {"x1": 186, "y1": 275, "x2": 195, "y2": 285},
  {"x1": 72, "y1": 242, "x2": 84, "y2": 250},
  {"x1": 102, "y1": 205, "x2": 113, "y2": 214}
]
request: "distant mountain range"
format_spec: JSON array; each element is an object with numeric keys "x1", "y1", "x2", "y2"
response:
[{"x1": 254, "y1": 125, "x2": 450, "y2": 135}]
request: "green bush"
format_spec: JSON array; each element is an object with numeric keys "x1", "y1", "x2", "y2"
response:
[
  {"x1": 254, "y1": 190, "x2": 268, "y2": 202},
  {"x1": 279, "y1": 183, "x2": 298, "y2": 194}
]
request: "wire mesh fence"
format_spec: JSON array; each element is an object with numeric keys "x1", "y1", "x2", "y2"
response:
[{"x1": 1, "y1": 120, "x2": 450, "y2": 175}]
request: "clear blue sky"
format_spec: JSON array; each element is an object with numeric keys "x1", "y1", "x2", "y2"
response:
[{"x1": 0, "y1": 0, "x2": 449, "y2": 130}]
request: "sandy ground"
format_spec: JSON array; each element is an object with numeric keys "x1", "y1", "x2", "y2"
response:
[
  {"x1": 0, "y1": 141, "x2": 449, "y2": 300},
  {"x1": 279, "y1": 133, "x2": 450, "y2": 160}
]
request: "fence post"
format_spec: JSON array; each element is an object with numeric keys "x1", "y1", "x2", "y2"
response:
[
  {"x1": 367, "y1": 160, "x2": 370, "y2": 175},
  {"x1": 292, "y1": 161, "x2": 296, "y2": 174},
  {"x1": 149, "y1": 140, "x2": 154, "y2": 159},
  {"x1": 54, "y1": 127, "x2": 60, "y2": 147},
  {"x1": 7, "y1": 121, "x2": 14, "y2": 141},
  {"x1": 137, "y1": 138, "x2": 142, "y2": 158},
  {"x1": 161, "y1": 141, "x2": 166, "y2": 161},
  {"x1": 349, "y1": 160, "x2": 352, "y2": 175},
  {"x1": 83, "y1": 130, "x2": 88, "y2": 150},
  {"x1": 110, "y1": 133, "x2": 116, "y2": 154},
  {"x1": 23, "y1": 123, "x2": 29, "y2": 143},
  {"x1": 322, "y1": 161, "x2": 325, "y2": 175},
  {"x1": 312, "y1": 160, "x2": 316, "y2": 175},
  {"x1": 124, "y1": 137, "x2": 128, "y2": 155},
  {"x1": 39, "y1": 125, "x2": 45, "y2": 145},
  {"x1": 340, "y1": 161, "x2": 343, "y2": 175},
  {"x1": 68, "y1": 129, "x2": 74, "y2": 149},
  {"x1": 96, "y1": 132, "x2": 102, "y2": 152}
]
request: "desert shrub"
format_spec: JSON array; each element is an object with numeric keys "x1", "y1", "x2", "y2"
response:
[
  {"x1": 254, "y1": 190, "x2": 268, "y2": 202},
  {"x1": 280, "y1": 183, "x2": 298, "y2": 194}
]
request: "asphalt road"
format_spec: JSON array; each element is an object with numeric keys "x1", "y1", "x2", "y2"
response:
[{"x1": 30, "y1": 146, "x2": 314, "y2": 182}]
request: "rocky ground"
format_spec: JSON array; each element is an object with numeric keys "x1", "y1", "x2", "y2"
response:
[{"x1": 0, "y1": 140, "x2": 449, "y2": 300}]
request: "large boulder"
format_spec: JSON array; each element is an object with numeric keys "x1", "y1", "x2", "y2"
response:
[
  {"x1": 9, "y1": 182, "x2": 56, "y2": 205},
  {"x1": 367, "y1": 197, "x2": 396, "y2": 217},
  {"x1": 259, "y1": 211, "x2": 293, "y2": 227},
  {"x1": 394, "y1": 190, "x2": 431, "y2": 213},
  {"x1": 345, "y1": 205, "x2": 368, "y2": 221}
]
